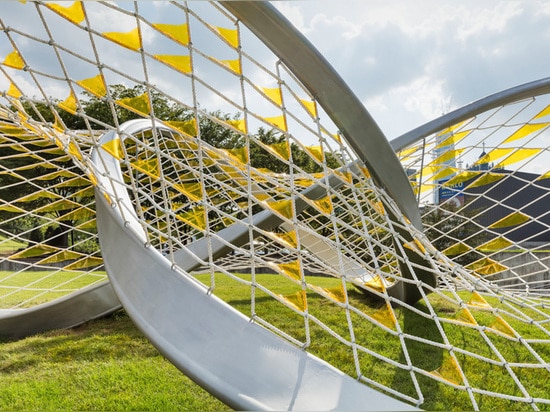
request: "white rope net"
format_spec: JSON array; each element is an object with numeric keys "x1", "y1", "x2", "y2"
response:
[{"x1": 1, "y1": 1, "x2": 550, "y2": 410}]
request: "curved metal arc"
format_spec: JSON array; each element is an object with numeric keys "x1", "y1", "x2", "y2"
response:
[
  {"x1": 221, "y1": 1, "x2": 421, "y2": 231},
  {"x1": 220, "y1": 1, "x2": 436, "y2": 303},
  {"x1": 93, "y1": 124, "x2": 417, "y2": 411},
  {"x1": 391, "y1": 77, "x2": 550, "y2": 151},
  {"x1": 0, "y1": 281, "x2": 120, "y2": 339}
]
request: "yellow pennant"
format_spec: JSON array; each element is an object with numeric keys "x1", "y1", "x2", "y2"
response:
[
  {"x1": 212, "y1": 26, "x2": 239, "y2": 48},
  {"x1": 226, "y1": 119, "x2": 247, "y2": 134},
  {"x1": 154, "y1": 54, "x2": 192, "y2": 74},
  {"x1": 273, "y1": 230, "x2": 297, "y2": 249},
  {"x1": 476, "y1": 237, "x2": 513, "y2": 252},
  {"x1": 3, "y1": 50, "x2": 25, "y2": 69},
  {"x1": 58, "y1": 92, "x2": 78, "y2": 115},
  {"x1": 262, "y1": 87, "x2": 283, "y2": 106},
  {"x1": 488, "y1": 211, "x2": 529, "y2": 229},
  {"x1": 218, "y1": 59, "x2": 241, "y2": 75},
  {"x1": 101, "y1": 138, "x2": 124, "y2": 160},
  {"x1": 501, "y1": 123, "x2": 548, "y2": 144},
  {"x1": 7, "y1": 82, "x2": 22, "y2": 98},
  {"x1": 466, "y1": 257, "x2": 507, "y2": 276},
  {"x1": 442, "y1": 242, "x2": 471, "y2": 257},
  {"x1": 176, "y1": 206, "x2": 206, "y2": 231},
  {"x1": 309, "y1": 283, "x2": 346, "y2": 304},
  {"x1": 490, "y1": 316, "x2": 516, "y2": 338},
  {"x1": 103, "y1": 28, "x2": 142, "y2": 51},
  {"x1": 467, "y1": 172, "x2": 505, "y2": 188},
  {"x1": 300, "y1": 98, "x2": 318, "y2": 118},
  {"x1": 152, "y1": 23, "x2": 189, "y2": 46},
  {"x1": 266, "y1": 141, "x2": 290, "y2": 161},
  {"x1": 372, "y1": 302, "x2": 397, "y2": 330},
  {"x1": 467, "y1": 291, "x2": 492, "y2": 309},
  {"x1": 45, "y1": 1, "x2": 85, "y2": 24},
  {"x1": 115, "y1": 93, "x2": 151, "y2": 117},
  {"x1": 65, "y1": 256, "x2": 104, "y2": 270},
  {"x1": 166, "y1": 119, "x2": 197, "y2": 137},
  {"x1": 263, "y1": 115, "x2": 287, "y2": 131},
  {"x1": 277, "y1": 260, "x2": 302, "y2": 281},
  {"x1": 76, "y1": 74, "x2": 106, "y2": 97},
  {"x1": 174, "y1": 182, "x2": 203, "y2": 202},
  {"x1": 430, "y1": 356, "x2": 463, "y2": 385},
  {"x1": 305, "y1": 145, "x2": 324, "y2": 163},
  {"x1": 281, "y1": 290, "x2": 307, "y2": 312},
  {"x1": 131, "y1": 157, "x2": 159, "y2": 179},
  {"x1": 495, "y1": 148, "x2": 541, "y2": 169},
  {"x1": 265, "y1": 199, "x2": 293, "y2": 219}
]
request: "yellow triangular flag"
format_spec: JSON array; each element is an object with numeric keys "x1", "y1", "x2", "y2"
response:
[
  {"x1": 466, "y1": 257, "x2": 507, "y2": 276},
  {"x1": 502, "y1": 123, "x2": 548, "y2": 144},
  {"x1": 212, "y1": 26, "x2": 239, "y2": 48},
  {"x1": 305, "y1": 145, "x2": 324, "y2": 163},
  {"x1": 468, "y1": 291, "x2": 492, "y2": 309},
  {"x1": 266, "y1": 199, "x2": 293, "y2": 219},
  {"x1": 309, "y1": 283, "x2": 346, "y2": 304},
  {"x1": 7, "y1": 82, "x2": 22, "y2": 98},
  {"x1": 3, "y1": 50, "x2": 24, "y2": 69},
  {"x1": 263, "y1": 115, "x2": 287, "y2": 131},
  {"x1": 76, "y1": 74, "x2": 106, "y2": 97},
  {"x1": 476, "y1": 237, "x2": 513, "y2": 252},
  {"x1": 166, "y1": 119, "x2": 197, "y2": 137},
  {"x1": 152, "y1": 23, "x2": 189, "y2": 46},
  {"x1": 103, "y1": 27, "x2": 141, "y2": 51},
  {"x1": 281, "y1": 290, "x2": 307, "y2": 312},
  {"x1": 218, "y1": 59, "x2": 241, "y2": 74},
  {"x1": 311, "y1": 196, "x2": 333, "y2": 214},
  {"x1": 431, "y1": 356, "x2": 463, "y2": 385},
  {"x1": 277, "y1": 260, "x2": 302, "y2": 281},
  {"x1": 262, "y1": 87, "x2": 283, "y2": 106},
  {"x1": 115, "y1": 93, "x2": 151, "y2": 117},
  {"x1": 300, "y1": 98, "x2": 318, "y2": 118},
  {"x1": 154, "y1": 54, "x2": 192, "y2": 74},
  {"x1": 273, "y1": 231, "x2": 297, "y2": 249},
  {"x1": 58, "y1": 92, "x2": 78, "y2": 115},
  {"x1": 455, "y1": 308, "x2": 477, "y2": 325},
  {"x1": 266, "y1": 141, "x2": 290, "y2": 161},
  {"x1": 372, "y1": 302, "x2": 397, "y2": 329},
  {"x1": 490, "y1": 316, "x2": 516, "y2": 338},
  {"x1": 226, "y1": 119, "x2": 247, "y2": 134},
  {"x1": 46, "y1": 1, "x2": 85, "y2": 24},
  {"x1": 101, "y1": 138, "x2": 124, "y2": 160},
  {"x1": 174, "y1": 182, "x2": 203, "y2": 202},
  {"x1": 488, "y1": 211, "x2": 530, "y2": 229}
]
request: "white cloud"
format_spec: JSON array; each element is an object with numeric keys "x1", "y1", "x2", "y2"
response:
[{"x1": 273, "y1": 0, "x2": 550, "y2": 138}]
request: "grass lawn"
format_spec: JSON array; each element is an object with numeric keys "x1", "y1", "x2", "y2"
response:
[
  {"x1": 0, "y1": 310, "x2": 228, "y2": 411},
  {"x1": 1, "y1": 272, "x2": 550, "y2": 410}
]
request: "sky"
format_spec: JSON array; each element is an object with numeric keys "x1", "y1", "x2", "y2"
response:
[
  {"x1": 1, "y1": 1, "x2": 549, "y2": 144},
  {"x1": 273, "y1": 0, "x2": 550, "y2": 140}
]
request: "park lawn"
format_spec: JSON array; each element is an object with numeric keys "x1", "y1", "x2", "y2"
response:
[
  {"x1": 0, "y1": 270, "x2": 108, "y2": 309},
  {"x1": 1, "y1": 272, "x2": 549, "y2": 410}
]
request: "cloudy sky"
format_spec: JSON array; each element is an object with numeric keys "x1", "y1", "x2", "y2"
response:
[
  {"x1": 1, "y1": 1, "x2": 549, "y2": 144},
  {"x1": 273, "y1": 0, "x2": 550, "y2": 140}
]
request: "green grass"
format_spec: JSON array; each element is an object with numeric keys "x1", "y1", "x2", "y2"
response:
[
  {"x1": 0, "y1": 270, "x2": 108, "y2": 308},
  {"x1": 0, "y1": 310, "x2": 228, "y2": 411},
  {"x1": 0, "y1": 234, "x2": 26, "y2": 255},
  {"x1": 1, "y1": 272, "x2": 550, "y2": 410}
]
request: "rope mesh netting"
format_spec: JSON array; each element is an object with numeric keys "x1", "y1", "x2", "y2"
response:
[{"x1": 1, "y1": 1, "x2": 550, "y2": 410}]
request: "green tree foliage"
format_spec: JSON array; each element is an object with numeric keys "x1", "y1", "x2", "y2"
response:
[{"x1": 3, "y1": 84, "x2": 343, "y2": 250}]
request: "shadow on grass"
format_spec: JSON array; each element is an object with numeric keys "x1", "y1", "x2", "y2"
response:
[{"x1": 392, "y1": 300, "x2": 445, "y2": 406}]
